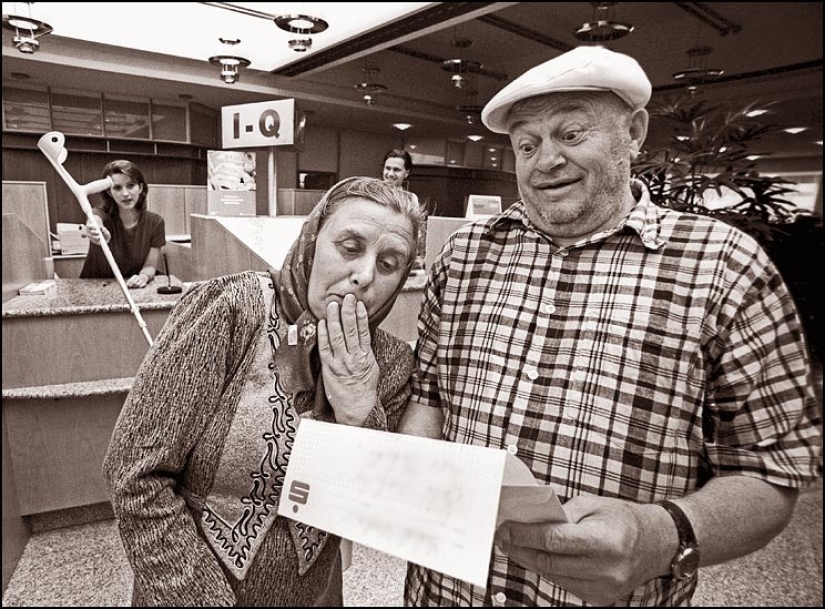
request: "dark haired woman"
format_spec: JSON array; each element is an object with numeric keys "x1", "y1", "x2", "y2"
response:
[{"x1": 80, "y1": 160, "x2": 165, "y2": 288}]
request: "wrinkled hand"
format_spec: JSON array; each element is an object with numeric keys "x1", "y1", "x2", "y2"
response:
[
  {"x1": 126, "y1": 273, "x2": 149, "y2": 289},
  {"x1": 318, "y1": 294, "x2": 380, "y2": 426},
  {"x1": 85, "y1": 217, "x2": 111, "y2": 246},
  {"x1": 495, "y1": 495, "x2": 668, "y2": 606}
]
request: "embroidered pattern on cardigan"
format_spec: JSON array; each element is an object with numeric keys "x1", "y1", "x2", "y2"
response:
[{"x1": 201, "y1": 278, "x2": 328, "y2": 580}]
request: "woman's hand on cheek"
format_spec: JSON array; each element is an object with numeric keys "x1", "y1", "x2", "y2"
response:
[{"x1": 318, "y1": 294, "x2": 380, "y2": 426}]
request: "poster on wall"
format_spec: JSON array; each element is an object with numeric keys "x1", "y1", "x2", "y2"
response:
[{"x1": 206, "y1": 150, "x2": 257, "y2": 216}]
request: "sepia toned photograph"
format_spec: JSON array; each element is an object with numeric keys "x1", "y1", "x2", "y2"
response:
[{"x1": 2, "y1": 2, "x2": 821, "y2": 606}]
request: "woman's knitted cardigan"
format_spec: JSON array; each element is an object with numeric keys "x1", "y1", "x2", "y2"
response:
[{"x1": 103, "y1": 271, "x2": 414, "y2": 606}]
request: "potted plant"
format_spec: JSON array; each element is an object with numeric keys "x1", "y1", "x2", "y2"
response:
[{"x1": 632, "y1": 94, "x2": 823, "y2": 357}]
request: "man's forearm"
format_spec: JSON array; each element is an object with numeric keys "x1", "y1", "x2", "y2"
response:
[
  {"x1": 676, "y1": 475, "x2": 797, "y2": 567},
  {"x1": 398, "y1": 399, "x2": 443, "y2": 438}
]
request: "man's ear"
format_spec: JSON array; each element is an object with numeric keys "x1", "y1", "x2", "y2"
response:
[{"x1": 629, "y1": 108, "x2": 649, "y2": 160}]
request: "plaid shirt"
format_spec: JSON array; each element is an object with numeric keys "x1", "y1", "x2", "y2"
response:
[{"x1": 405, "y1": 186, "x2": 821, "y2": 607}]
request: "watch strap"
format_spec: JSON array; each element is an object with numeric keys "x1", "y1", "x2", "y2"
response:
[
  {"x1": 658, "y1": 499, "x2": 698, "y2": 548},
  {"x1": 657, "y1": 499, "x2": 700, "y2": 580}
]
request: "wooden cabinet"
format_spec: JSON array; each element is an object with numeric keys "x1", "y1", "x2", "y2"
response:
[
  {"x1": 146, "y1": 184, "x2": 207, "y2": 237},
  {"x1": 277, "y1": 189, "x2": 325, "y2": 215},
  {"x1": 146, "y1": 185, "x2": 186, "y2": 236}
]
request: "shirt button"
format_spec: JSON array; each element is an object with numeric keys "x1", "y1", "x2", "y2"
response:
[
  {"x1": 506, "y1": 444, "x2": 518, "y2": 456},
  {"x1": 557, "y1": 250, "x2": 569, "y2": 257},
  {"x1": 495, "y1": 591, "x2": 507, "y2": 604},
  {"x1": 545, "y1": 302, "x2": 556, "y2": 314},
  {"x1": 526, "y1": 368, "x2": 538, "y2": 380}
]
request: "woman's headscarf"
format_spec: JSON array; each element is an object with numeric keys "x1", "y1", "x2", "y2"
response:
[{"x1": 268, "y1": 177, "x2": 420, "y2": 417}]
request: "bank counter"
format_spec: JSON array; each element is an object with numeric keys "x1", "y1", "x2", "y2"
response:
[{"x1": 2, "y1": 277, "x2": 186, "y2": 517}]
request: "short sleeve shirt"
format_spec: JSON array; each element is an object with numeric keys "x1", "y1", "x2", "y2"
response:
[
  {"x1": 405, "y1": 184, "x2": 821, "y2": 606},
  {"x1": 80, "y1": 209, "x2": 165, "y2": 279}
]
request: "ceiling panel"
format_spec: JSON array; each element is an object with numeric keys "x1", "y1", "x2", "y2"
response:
[{"x1": 2, "y1": 2, "x2": 822, "y2": 160}]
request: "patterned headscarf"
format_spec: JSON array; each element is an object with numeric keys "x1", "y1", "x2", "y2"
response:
[{"x1": 269, "y1": 176, "x2": 420, "y2": 416}]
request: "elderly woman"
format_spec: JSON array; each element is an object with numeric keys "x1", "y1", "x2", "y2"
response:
[{"x1": 103, "y1": 176, "x2": 423, "y2": 606}]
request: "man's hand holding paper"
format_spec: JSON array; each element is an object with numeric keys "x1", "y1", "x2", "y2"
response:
[{"x1": 495, "y1": 494, "x2": 668, "y2": 605}]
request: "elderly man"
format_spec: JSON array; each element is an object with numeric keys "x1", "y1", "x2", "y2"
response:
[{"x1": 400, "y1": 46, "x2": 821, "y2": 606}]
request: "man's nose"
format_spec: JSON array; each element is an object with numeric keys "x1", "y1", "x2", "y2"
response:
[{"x1": 536, "y1": 140, "x2": 566, "y2": 172}]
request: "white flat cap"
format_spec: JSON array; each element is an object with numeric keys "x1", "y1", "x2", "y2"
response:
[{"x1": 481, "y1": 46, "x2": 651, "y2": 134}]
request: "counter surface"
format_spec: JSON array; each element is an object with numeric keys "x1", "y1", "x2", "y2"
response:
[
  {"x1": 2, "y1": 277, "x2": 187, "y2": 318},
  {"x1": 2, "y1": 272, "x2": 422, "y2": 319},
  {"x1": 402, "y1": 269, "x2": 427, "y2": 292}
]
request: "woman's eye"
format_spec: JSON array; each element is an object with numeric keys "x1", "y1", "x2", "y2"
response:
[
  {"x1": 519, "y1": 143, "x2": 536, "y2": 155},
  {"x1": 379, "y1": 259, "x2": 399, "y2": 273},
  {"x1": 338, "y1": 242, "x2": 360, "y2": 255}
]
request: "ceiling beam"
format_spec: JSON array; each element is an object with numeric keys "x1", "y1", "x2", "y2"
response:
[
  {"x1": 272, "y1": 2, "x2": 513, "y2": 77},
  {"x1": 673, "y1": 2, "x2": 742, "y2": 36},
  {"x1": 476, "y1": 14, "x2": 572, "y2": 53}
]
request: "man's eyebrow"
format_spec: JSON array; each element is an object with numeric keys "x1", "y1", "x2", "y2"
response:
[{"x1": 509, "y1": 102, "x2": 592, "y2": 130}]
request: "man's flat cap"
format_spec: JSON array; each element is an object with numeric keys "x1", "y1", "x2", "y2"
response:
[{"x1": 481, "y1": 45, "x2": 651, "y2": 134}]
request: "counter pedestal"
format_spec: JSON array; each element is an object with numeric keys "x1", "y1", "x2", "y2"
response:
[{"x1": 2, "y1": 278, "x2": 186, "y2": 517}]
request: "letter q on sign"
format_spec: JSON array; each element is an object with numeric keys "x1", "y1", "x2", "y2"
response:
[{"x1": 259, "y1": 109, "x2": 280, "y2": 138}]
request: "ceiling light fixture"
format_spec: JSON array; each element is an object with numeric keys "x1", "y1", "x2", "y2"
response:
[
  {"x1": 209, "y1": 55, "x2": 251, "y2": 84},
  {"x1": 575, "y1": 2, "x2": 633, "y2": 42},
  {"x1": 443, "y1": 59, "x2": 482, "y2": 89},
  {"x1": 354, "y1": 67, "x2": 387, "y2": 106},
  {"x1": 673, "y1": 45, "x2": 724, "y2": 92},
  {"x1": 457, "y1": 104, "x2": 484, "y2": 124},
  {"x1": 442, "y1": 33, "x2": 481, "y2": 89},
  {"x1": 467, "y1": 135, "x2": 484, "y2": 142},
  {"x1": 783, "y1": 127, "x2": 808, "y2": 135},
  {"x1": 274, "y1": 13, "x2": 328, "y2": 53},
  {"x1": 288, "y1": 38, "x2": 312, "y2": 52},
  {"x1": 393, "y1": 123, "x2": 412, "y2": 131},
  {"x1": 2, "y1": 2, "x2": 53, "y2": 54}
]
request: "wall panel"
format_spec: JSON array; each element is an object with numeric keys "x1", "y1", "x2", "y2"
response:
[{"x1": 339, "y1": 130, "x2": 403, "y2": 180}]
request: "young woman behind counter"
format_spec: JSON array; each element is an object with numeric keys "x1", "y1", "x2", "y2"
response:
[{"x1": 79, "y1": 160, "x2": 165, "y2": 289}]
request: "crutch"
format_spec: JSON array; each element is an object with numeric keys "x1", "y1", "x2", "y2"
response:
[{"x1": 38, "y1": 131, "x2": 154, "y2": 347}]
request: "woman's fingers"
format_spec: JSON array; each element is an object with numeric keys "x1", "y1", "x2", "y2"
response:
[
  {"x1": 340, "y1": 295, "x2": 360, "y2": 352},
  {"x1": 326, "y1": 295, "x2": 372, "y2": 355},
  {"x1": 356, "y1": 300, "x2": 371, "y2": 352},
  {"x1": 86, "y1": 222, "x2": 100, "y2": 245},
  {"x1": 317, "y1": 319, "x2": 332, "y2": 360},
  {"x1": 325, "y1": 301, "x2": 348, "y2": 355},
  {"x1": 85, "y1": 222, "x2": 110, "y2": 245}
]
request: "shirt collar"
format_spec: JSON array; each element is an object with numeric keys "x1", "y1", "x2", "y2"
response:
[{"x1": 489, "y1": 180, "x2": 668, "y2": 250}]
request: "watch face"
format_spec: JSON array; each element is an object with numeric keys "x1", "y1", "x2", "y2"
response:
[{"x1": 675, "y1": 547, "x2": 700, "y2": 579}]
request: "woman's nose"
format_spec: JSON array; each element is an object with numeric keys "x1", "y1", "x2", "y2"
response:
[{"x1": 349, "y1": 258, "x2": 376, "y2": 288}]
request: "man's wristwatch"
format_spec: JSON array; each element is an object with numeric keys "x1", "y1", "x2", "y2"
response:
[{"x1": 657, "y1": 499, "x2": 700, "y2": 580}]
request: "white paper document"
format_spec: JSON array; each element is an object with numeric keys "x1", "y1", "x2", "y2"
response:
[
  {"x1": 278, "y1": 419, "x2": 567, "y2": 587},
  {"x1": 499, "y1": 453, "x2": 569, "y2": 526}
]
